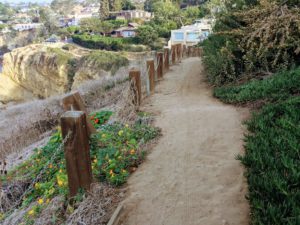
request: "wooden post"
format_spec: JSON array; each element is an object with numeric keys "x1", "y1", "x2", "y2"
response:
[
  {"x1": 129, "y1": 70, "x2": 142, "y2": 106},
  {"x1": 177, "y1": 44, "x2": 182, "y2": 62},
  {"x1": 147, "y1": 60, "x2": 155, "y2": 94},
  {"x1": 156, "y1": 52, "x2": 163, "y2": 79},
  {"x1": 62, "y1": 92, "x2": 96, "y2": 135},
  {"x1": 171, "y1": 45, "x2": 176, "y2": 65},
  {"x1": 183, "y1": 45, "x2": 186, "y2": 58},
  {"x1": 61, "y1": 111, "x2": 92, "y2": 197},
  {"x1": 187, "y1": 46, "x2": 191, "y2": 57},
  {"x1": 163, "y1": 47, "x2": 170, "y2": 72},
  {"x1": 199, "y1": 47, "x2": 203, "y2": 57}
]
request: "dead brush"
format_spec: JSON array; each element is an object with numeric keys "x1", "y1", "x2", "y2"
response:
[{"x1": 66, "y1": 183, "x2": 124, "y2": 225}]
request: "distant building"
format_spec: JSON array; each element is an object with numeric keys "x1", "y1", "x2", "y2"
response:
[
  {"x1": 111, "y1": 23, "x2": 140, "y2": 38},
  {"x1": 170, "y1": 19, "x2": 213, "y2": 46},
  {"x1": 111, "y1": 10, "x2": 153, "y2": 21},
  {"x1": 12, "y1": 23, "x2": 43, "y2": 32}
]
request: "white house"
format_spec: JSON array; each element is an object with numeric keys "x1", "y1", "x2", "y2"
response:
[
  {"x1": 170, "y1": 19, "x2": 213, "y2": 46},
  {"x1": 12, "y1": 23, "x2": 43, "y2": 32}
]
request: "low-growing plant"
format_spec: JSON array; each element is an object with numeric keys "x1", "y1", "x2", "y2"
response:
[
  {"x1": 214, "y1": 67, "x2": 300, "y2": 104},
  {"x1": 0, "y1": 110, "x2": 160, "y2": 223},
  {"x1": 90, "y1": 111, "x2": 113, "y2": 129}
]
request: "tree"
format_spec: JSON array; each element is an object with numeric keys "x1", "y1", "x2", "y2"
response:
[
  {"x1": 51, "y1": 0, "x2": 78, "y2": 16},
  {"x1": 136, "y1": 25, "x2": 158, "y2": 45},
  {"x1": 101, "y1": 21, "x2": 114, "y2": 35},
  {"x1": 122, "y1": 0, "x2": 136, "y2": 10},
  {"x1": 39, "y1": 8, "x2": 60, "y2": 35},
  {"x1": 110, "y1": 0, "x2": 122, "y2": 11},
  {"x1": 182, "y1": 6, "x2": 200, "y2": 24},
  {"x1": 80, "y1": 17, "x2": 103, "y2": 33},
  {"x1": 99, "y1": 0, "x2": 110, "y2": 20},
  {"x1": 152, "y1": 1, "x2": 181, "y2": 25}
]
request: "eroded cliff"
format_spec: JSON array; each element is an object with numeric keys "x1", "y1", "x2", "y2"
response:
[{"x1": 0, "y1": 44, "x2": 129, "y2": 103}]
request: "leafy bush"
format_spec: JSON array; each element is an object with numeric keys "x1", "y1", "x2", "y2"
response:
[
  {"x1": 202, "y1": 34, "x2": 244, "y2": 85},
  {"x1": 90, "y1": 123, "x2": 160, "y2": 185},
  {"x1": 215, "y1": 67, "x2": 300, "y2": 225},
  {"x1": 238, "y1": 97, "x2": 300, "y2": 224},
  {"x1": 78, "y1": 51, "x2": 129, "y2": 74},
  {"x1": 72, "y1": 34, "x2": 125, "y2": 51},
  {"x1": 202, "y1": 3, "x2": 300, "y2": 85},
  {"x1": 0, "y1": 110, "x2": 160, "y2": 222},
  {"x1": 135, "y1": 25, "x2": 158, "y2": 45},
  {"x1": 90, "y1": 111, "x2": 113, "y2": 129},
  {"x1": 214, "y1": 67, "x2": 300, "y2": 103}
]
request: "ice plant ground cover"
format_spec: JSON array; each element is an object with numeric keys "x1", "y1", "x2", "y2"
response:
[
  {"x1": 0, "y1": 110, "x2": 160, "y2": 224},
  {"x1": 214, "y1": 68, "x2": 300, "y2": 224}
]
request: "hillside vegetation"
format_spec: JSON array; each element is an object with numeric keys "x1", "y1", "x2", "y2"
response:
[{"x1": 202, "y1": 0, "x2": 300, "y2": 224}]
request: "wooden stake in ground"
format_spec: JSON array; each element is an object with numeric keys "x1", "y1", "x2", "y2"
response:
[
  {"x1": 163, "y1": 47, "x2": 170, "y2": 72},
  {"x1": 156, "y1": 52, "x2": 163, "y2": 79},
  {"x1": 171, "y1": 45, "x2": 176, "y2": 64},
  {"x1": 183, "y1": 45, "x2": 186, "y2": 58},
  {"x1": 147, "y1": 60, "x2": 155, "y2": 94},
  {"x1": 61, "y1": 111, "x2": 92, "y2": 197},
  {"x1": 62, "y1": 92, "x2": 96, "y2": 136},
  {"x1": 129, "y1": 70, "x2": 142, "y2": 106}
]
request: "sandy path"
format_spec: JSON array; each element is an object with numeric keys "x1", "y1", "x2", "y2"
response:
[{"x1": 119, "y1": 57, "x2": 249, "y2": 225}]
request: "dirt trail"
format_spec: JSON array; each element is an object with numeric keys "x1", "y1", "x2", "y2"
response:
[{"x1": 119, "y1": 57, "x2": 249, "y2": 225}]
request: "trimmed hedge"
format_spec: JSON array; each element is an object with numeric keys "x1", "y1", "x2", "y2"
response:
[{"x1": 72, "y1": 34, "x2": 125, "y2": 51}]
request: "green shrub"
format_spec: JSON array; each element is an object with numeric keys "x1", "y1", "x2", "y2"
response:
[
  {"x1": 0, "y1": 110, "x2": 160, "y2": 222},
  {"x1": 215, "y1": 67, "x2": 300, "y2": 225},
  {"x1": 135, "y1": 25, "x2": 158, "y2": 45},
  {"x1": 238, "y1": 97, "x2": 300, "y2": 224},
  {"x1": 202, "y1": 4, "x2": 300, "y2": 85},
  {"x1": 79, "y1": 51, "x2": 129, "y2": 74},
  {"x1": 202, "y1": 34, "x2": 244, "y2": 85},
  {"x1": 214, "y1": 67, "x2": 300, "y2": 103},
  {"x1": 72, "y1": 34, "x2": 125, "y2": 51}
]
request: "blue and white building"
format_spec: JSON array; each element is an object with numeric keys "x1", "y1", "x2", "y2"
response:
[{"x1": 170, "y1": 19, "x2": 213, "y2": 46}]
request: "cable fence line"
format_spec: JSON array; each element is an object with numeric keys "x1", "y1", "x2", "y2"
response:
[{"x1": 0, "y1": 45, "x2": 203, "y2": 213}]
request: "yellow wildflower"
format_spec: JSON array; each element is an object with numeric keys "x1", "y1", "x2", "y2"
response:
[
  {"x1": 118, "y1": 130, "x2": 124, "y2": 136},
  {"x1": 125, "y1": 124, "x2": 129, "y2": 128},
  {"x1": 34, "y1": 183, "x2": 40, "y2": 189},
  {"x1": 59, "y1": 169, "x2": 63, "y2": 173},
  {"x1": 28, "y1": 210, "x2": 35, "y2": 216},
  {"x1": 122, "y1": 169, "x2": 127, "y2": 173},
  {"x1": 130, "y1": 149, "x2": 135, "y2": 155},
  {"x1": 58, "y1": 180, "x2": 64, "y2": 187},
  {"x1": 37, "y1": 198, "x2": 44, "y2": 205}
]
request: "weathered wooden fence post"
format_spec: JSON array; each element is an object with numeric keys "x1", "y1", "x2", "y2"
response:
[
  {"x1": 147, "y1": 60, "x2": 155, "y2": 94},
  {"x1": 163, "y1": 47, "x2": 170, "y2": 72},
  {"x1": 175, "y1": 44, "x2": 179, "y2": 62},
  {"x1": 171, "y1": 45, "x2": 176, "y2": 64},
  {"x1": 61, "y1": 111, "x2": 92, "y2": 197},
  {"x1": 187, "y1": 46, "x2": 191, "y2": 57},
  {"x1": 183, "y1": 45, "x2": 186, "y2": 58},
  {"x1": 62, "y1": 92, "x2": 96, "y2": 136},
  {"x1": 129, "y1": 70, "x2": 142, "y2": 106},
  {"x1": 156, "y1": 52, "x2": 163, "y2": 79}
]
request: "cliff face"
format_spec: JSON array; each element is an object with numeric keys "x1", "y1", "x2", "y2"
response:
[{"x1": 0, "y1": 44, "x2": 129, "y2": 103}]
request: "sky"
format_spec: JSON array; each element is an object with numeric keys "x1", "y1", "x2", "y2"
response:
[{"x1": 0, "y1": 0, "x2": 52, "y2": 3}]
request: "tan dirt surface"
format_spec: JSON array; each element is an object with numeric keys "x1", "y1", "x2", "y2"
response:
[{"x1": 119, "y1": 57, "x2": 249, "y2": 225}]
